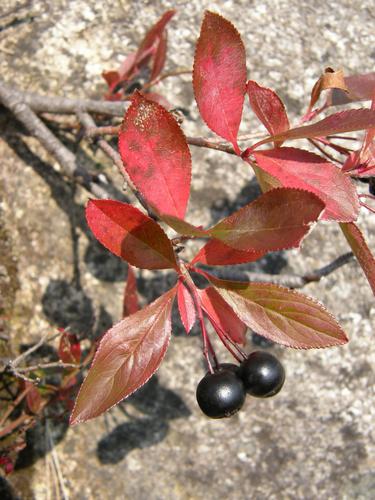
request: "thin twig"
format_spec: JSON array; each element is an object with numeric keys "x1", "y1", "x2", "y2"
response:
[
  {"x1": 16, "y1": 361, "x2": 79, "y2": 373},
  {"x1": 0, "y1": 385, "x2": 33, "y2": 428},
  {"x1": 0, "y1": 82, "x2": 111, "y2": 199},
  {"x1": 192, "y1": 251, "x2": 354, "y2": 289},
  {"x1": 11, "y1": 331, "x2": 60, "y2": 368},
  {"x1": 0, "y1": 80, "x2": 128, "y2": 116}
]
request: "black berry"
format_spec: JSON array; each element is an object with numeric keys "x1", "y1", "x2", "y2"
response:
[
  {"x1": 196, "y1": 369, "x2": 246, "y2": 418},
  {"x1": 239, "y1": 351, "x2": 285, "y2": 398}
]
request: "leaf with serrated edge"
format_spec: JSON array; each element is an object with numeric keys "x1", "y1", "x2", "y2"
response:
[
  {"x1": 340, "y1": 222, "x2": 375, "y2": 295},
  {"x1": 86, "y1": 199, "x2": 178, "y2": 271},
  {"x1": 119, "y1": 92, "x2": 191, "y2": 218},
  {"x1": 254, "y1": 148, "x2": 359, "y2": 222},
  {"x1": 177, "y1": 281, "x2": 197, "y2": 333},
  {"x1": 70, "y1": 288, "x2": 176, "y2": 424},
  {"x1": 193, "y1": 11, "x2": 247, "y2": 148},
  {"x1": 208, "y1": 188, "x2": 325, "y2": 253},
  {"x1": 247, "y1": 81, "x2": 289, "y2": 140},
  {"x1": 210, "y1": 278, "x2": 348, "y2": 349},
  {"x1": 199, "y1": 287, "x2": 246, "y2": 345},
  {"x1": 251, "y1": 109, "x2": 375, "y2": 150}
]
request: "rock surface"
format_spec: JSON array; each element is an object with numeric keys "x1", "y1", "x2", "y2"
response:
[{"x1": 0, "y1": 0, "x2": 374, "y2": 498}]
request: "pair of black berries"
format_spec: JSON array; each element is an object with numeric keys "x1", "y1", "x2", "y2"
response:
[{"x1": 196, "y1": 351, "x2": 285, "y2": 419}]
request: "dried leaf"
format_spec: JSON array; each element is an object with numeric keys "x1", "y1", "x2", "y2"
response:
[
  {"x1": 208, "y1": 188, "x2": 325, "y2": 252},
  {"x1": 328, "y1": 72, "x2": 375, "y2": 106},
  {"x1": 308, "y1": 68, "x2": 348, "y2": 112},
  {"x1": 340, "y1": 222, "x2": 375, "y2": 295},
  {"x1": 211, "y1": 278, "x2": 348, "y2": 349},
  {"x1": 254, "y1": 147, "x2": 359, "y2": 222},
  {"x1": 119, "y1": 92, "x2": 192, "y2": 218},
  {"x1": 193, "y1": 11, "x2": 247, "y2": 147},
  {"x1": 70, "y1": 288, "x2": 176, "y2": 424},
  {"x1": 86, "y1": 199, "x2": 178, "y2": 271}
]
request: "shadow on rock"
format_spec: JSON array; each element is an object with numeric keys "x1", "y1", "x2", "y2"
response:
[
  {"x1": 0, "y1": 476, "x2": 19, "y2": 500},
  {"x1": 84, "y1": 237, "x2": 127, "y2": 282},
  {"x1": 97, "y1": 375, "x2": 190, "y2": 464},
  {"x1": 97, "y1": 418, "x2": 169, "y2": 464},
  {"x1": 42, "y1": 279, "x2": 95, "y2": 338},
  {"x1": 15, "y1": 417, "x2": 69, "y2": 470}
]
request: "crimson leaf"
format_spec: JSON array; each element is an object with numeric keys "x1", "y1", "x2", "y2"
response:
[
  {"x1": 208, "y1": 188, "x2": 325, "y2": 252},
  {"x1": 86, "y1": 199, "x2": 178, "y2": 271},
  {"x1": 340, "y1": 222, "x2": 375, "y2": 295},
  {"x1": 210, "y1": 278, "x2": 348, "y2": 349},
  {"x1": 177, "y1": 281, "x2": 197, "y2": 333},
  {"x1": 123, "y1": 265, "x2": 140, "y2": 317},
  {"x1": 247, "y1": 80, "x2": 289, "y2": 141},
  {"x1": 58, "y1": 332, "x2": 81, "y2": 364},
  {"x1": 199, "y1": 287, "x2": 246, "y2": 345},
  {"x1": 254, "y1": 147, "x2": 359, "y2": 222},
  {"x1": 193, "y1": 11, "x2": 247, "y2": 148},
  {"x1": 70, "y1": 287, "x2": 176, "y2": 424},
  {"x1": 135, "y1": 10, "x2": 175, "y2": 76},
  {"x1": 251, "y1": 109, "x2": 375, "y2": 150},
  {"x1": 191, "y1": 238, "x2": 265, "y2": 266},
  {"x1": 119, "y1": 92, "x2": 192, "y2": 218}
]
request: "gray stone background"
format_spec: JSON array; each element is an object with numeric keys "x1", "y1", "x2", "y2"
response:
[{"x1": 0, "y1": 0, "x2": 374, "y2": 498}]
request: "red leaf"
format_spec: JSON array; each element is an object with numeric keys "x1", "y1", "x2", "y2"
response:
[
  {"x1": 25, "y1": 383, "x2": 42, "y2": 414},
  {"x1": 251, "y1": 109, "x2": 375, "y2": 150},
  {"x1": 340, "y1": 222, "x2": 375, "y2": 295},
  {"x1": 191, "y1": 238, "x2": 265, "y2": 266},
  {"x1": 123, "y1": 265, "x2": 139, "y2": 317},
  {"x1": 59, "y1": 332, "x2": 81, "y2": 364},
  {"x1": 342, "y1": 92, "x2": 375, "y2": 176},
  {"x1": 86, "y1": 199, "x2": 178, "y2": 271},
  {"x1": 70, "y1": 288, "x2": 176, "y2": 424},
  {"x1": 199, "y1": 287, "x2": 246, "y2": 345},
  {"x1": 177, "y1": 281, "x2": 196, "y2": 333},
  {"x1": 247, "y1": 80, "x2": 289, "y2": 142},
  {"x1": 150, "y1": 31, "x2": 168, "y2": 81},
  {"x1": 211, "y1": 278, "x2": 348, "y2": 349},
  {"x1": 102, "y1": 71, "x2": 120, "y2": 91},
  {"x1": 208, "y1": 188, "x2": 325, "y2": 252},
  {"x1": 135, "y1": 10, "x2": 175, "y2": 71},
  {"x1": 254, "y1": 148, "x2": 359, "y2": 222},
  {"x1": 193, "y1": 11, "x2": 247, "y2": 148},
  {"x1": 328, "y1": 72, "x2": 375, "y2": 106},
  {"x1": 119, "y1": 92, "x2": 192, "y2": 218}
]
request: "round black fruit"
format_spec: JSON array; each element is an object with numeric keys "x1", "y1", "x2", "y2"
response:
[
  {"x1": 196, "y1": 369, "x2": 246, "y2": 419},
  {"x1": 239, "y1": 351, "x2": 285, "y2": 398}
]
